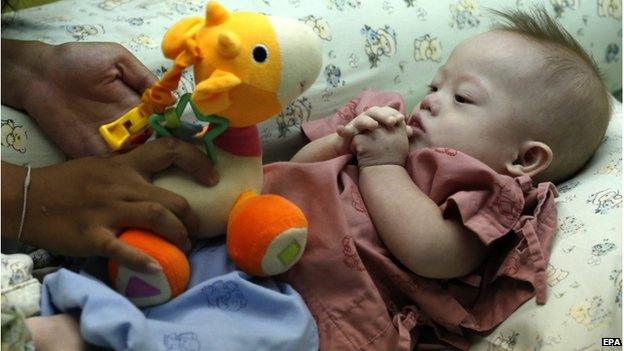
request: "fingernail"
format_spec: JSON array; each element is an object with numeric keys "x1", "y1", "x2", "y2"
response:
[
  {"x1": 209, "y1": 172, "x2": 219, "y2": 185},
  {"x1": 202, "y1": 172, "x2": 218, "y2": 185},
  {"x1": 146, "y1": 261, "x2": 162, "y2": 273}
]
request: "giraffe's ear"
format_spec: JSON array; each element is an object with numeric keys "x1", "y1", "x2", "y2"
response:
[
  {"x1": 205, "y1": 1, "x2": 230, "y2": 26},
  {"x1": 161, "y1": 16, "x2": 203, "y2": 60}
]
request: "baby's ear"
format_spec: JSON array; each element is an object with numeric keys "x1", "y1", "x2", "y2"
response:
[{"x1": 506, "y1": 141, "x2": 553, "y2": 178}]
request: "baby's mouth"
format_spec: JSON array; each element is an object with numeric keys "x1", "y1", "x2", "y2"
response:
[{"x1": 408, "y1": 113, "x2": 425, "y2": 133}]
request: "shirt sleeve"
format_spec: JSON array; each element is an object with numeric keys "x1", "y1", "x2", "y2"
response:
[
  {"x1": 464, "y1": 181, "x2": 558, "y2": 331},
  {"x1": 405, "y1": 148, "x2": 559, "y2": 331},
  {"x1": 497, "y1": 180, "x2": 559, "y2": 304},
  {"x1": 302, "y1": 89, "x2": 406, "y2": 141},
  {"x1": 405, "y1": 148, "x2": 525, "y2": 245}
]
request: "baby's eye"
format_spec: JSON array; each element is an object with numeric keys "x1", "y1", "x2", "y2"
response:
[
  {"x1": 454, "y1": 95, "x2": 473, "y2": 104},
  {"x1": 427, "y1": 84, "x2": 438, "y2": 93}
]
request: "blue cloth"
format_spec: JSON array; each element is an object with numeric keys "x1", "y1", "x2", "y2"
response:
[{"x1": 40, "y1": 238, "x2": 318, "y2": 351}]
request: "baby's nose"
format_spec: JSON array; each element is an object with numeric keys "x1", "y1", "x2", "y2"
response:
[{"x1": 419, "y1": 94, "x2": 439, "y2": 116}]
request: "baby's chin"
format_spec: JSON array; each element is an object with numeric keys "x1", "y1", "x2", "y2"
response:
[{"x1": 408, "y1": 136, "x2": 429, "y2": 151}]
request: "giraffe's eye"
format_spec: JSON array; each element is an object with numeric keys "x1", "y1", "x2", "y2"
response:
[{"x1": 252, "y1": 45, "x2": 268, "y2": 63}]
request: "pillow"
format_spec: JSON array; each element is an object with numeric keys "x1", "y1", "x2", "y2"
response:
[
  {"x1": 1, "y1": 105, "x2": 66, "y2": 167},
  {"x1": 469, "y1": 97, "x2": 622, "y2": 350}
]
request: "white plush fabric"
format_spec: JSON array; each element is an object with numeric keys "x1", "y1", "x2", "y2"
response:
[{"x1": 1, "y1": 1, "x2": 621, "y2": 349}]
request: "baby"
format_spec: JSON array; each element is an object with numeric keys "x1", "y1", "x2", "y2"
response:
[{"x1": 262, "y1": 7, "x2": 611, "y2": 350}]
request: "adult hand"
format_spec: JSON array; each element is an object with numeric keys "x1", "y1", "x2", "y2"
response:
[
  {"x1": 1, "y1": 39, "x2": 158, "y2": 157},
  {"x1": 2, "y1": 138, "x2": 219, "y2": 273}
]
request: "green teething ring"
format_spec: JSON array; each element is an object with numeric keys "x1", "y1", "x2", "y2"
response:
[{"x1": 148, "y1": 93, "x2": 229, "y2": 165}]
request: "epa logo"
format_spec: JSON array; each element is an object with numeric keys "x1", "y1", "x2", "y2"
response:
[{"x1": 602, "y1": 338, "x2": 622, "y2": 346}]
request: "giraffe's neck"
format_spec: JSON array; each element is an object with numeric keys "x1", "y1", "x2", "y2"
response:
[{"x1": 212, "y1": 125, "x2": 261, "y2": 157}]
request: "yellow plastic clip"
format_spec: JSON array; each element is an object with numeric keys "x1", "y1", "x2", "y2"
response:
[{"x1": 99, "y1": 106, "x2": 150, "y2": 150}]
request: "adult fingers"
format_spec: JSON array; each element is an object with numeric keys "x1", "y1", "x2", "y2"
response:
[
  {"x1": 127, "y1": 183, "x2": 200, "y2": 237},
  {"x1": 92, "y1": 228, "x2": 162, "y2": 274},
  {"x1": 123, "y1": 137, "x2": 219, "y2": 186},
  {"x1": 364, "y1": 106, "x2": 404, "y2": 126},
  {"x1": 113, "y1": 201, "x2": 192, "y2": 253},
  {"x1": 116, "y1": 46, "x2": 159, "y2": 94},
  {"x1": 82, "y1": 132, "x2": 119, "y2": 158}
]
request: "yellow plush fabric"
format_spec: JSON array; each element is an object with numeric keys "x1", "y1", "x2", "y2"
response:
[{"x1": 143, "y1": 2, "x2": 284, "y2": 127}]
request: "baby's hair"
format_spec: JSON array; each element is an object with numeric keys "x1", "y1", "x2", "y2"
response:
[{"x1": 490, "y1": 7, "x2": 611, "y2": 183}]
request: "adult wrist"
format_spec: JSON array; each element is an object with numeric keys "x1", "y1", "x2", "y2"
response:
[
  {"x1": 1, "y1": 39, "x2": 55, "y2": 110},
  {"x1": 16, "y1": 165, "x2": 32, "y2": 242},
  {"x1": 14, "y1": 166, "x2": 51, "y2": 247},
  {"x1": 0, "y1": 162, "x2": 29, "y2": 240}
]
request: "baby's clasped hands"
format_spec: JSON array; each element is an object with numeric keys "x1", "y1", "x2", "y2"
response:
[
  {"x1": 336, "y1": 106, "x2": 410, "y2": 139},
  {"x1": 336, "y1": 106, "x2": 413, "y2": 168}
]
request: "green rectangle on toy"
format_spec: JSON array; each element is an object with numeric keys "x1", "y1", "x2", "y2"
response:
[{"x1": 278, "y1": 240, "x2": 301, "y2": 265}]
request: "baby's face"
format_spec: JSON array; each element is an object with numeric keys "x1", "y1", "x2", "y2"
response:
[{"x1": 407, "y1": 31, "x2": 544, "y2": 174}]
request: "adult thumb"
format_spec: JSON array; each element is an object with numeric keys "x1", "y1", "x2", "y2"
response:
[{"x1": 117, "y1": 49, "x2": 158, "y2": 94}]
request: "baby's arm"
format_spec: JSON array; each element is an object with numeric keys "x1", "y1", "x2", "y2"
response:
[
  {"x1": 353, "y1": 117, "x2": 487, "y2": 279},
  {"x1": 359, "y1": 165, "x2": 487, "y2": 278},
  {"x1": 290, "y1": 133, "x2": 347, "y2": 163},
  {"x1": 291, "y1": 106, "x2": 404, "y2": 163},
  {"x1": 26, "y1": 314, "x2": 85, "y2": 351}
]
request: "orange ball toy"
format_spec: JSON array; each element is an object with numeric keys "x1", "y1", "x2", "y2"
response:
[
  {"x1": 109, "y1": 230, "x2": 190, "y2": 307},
  {"x1": 227, "y1": 191, "x2": 308, "y2": 277}
]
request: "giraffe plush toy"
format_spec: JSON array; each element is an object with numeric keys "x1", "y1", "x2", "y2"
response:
[{"x1": 100, "y1": 1, "x2": 322, "y2": 307}]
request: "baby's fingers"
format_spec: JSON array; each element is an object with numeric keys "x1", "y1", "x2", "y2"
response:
[
  {"x1": 364, "y1": 106, "x2": 404, "y2": 126},
  {"x1": 336, "y1": 125, "x2": 354, "y2": 139},
  {"x1": 352, "y1": 115, "x2": 379, "y2": 133},
  {"x1": 338, "y1": 116, "x2": 378, "y2": 137},
  {"x1": 406, "y1": 125, "x2": 414, "y2": 137},
  {"x1": 398, "y1": 120, "x2": 414, "y2": 137}
]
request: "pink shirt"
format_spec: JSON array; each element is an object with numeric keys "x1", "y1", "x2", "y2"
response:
[{"x1": 262, "y1": 90, "x2": 558, "y2": 350}]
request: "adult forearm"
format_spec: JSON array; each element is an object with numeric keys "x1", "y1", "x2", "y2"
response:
[
  {"x1": 359, "y1": 165, "x2": 486, "y2": 278},
  {"x1": 1, "y1": 161, "x2": 28, "y2": 239},
  {"x1": 1, "y1": 39, "x2": 54, "y2": 109}
]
